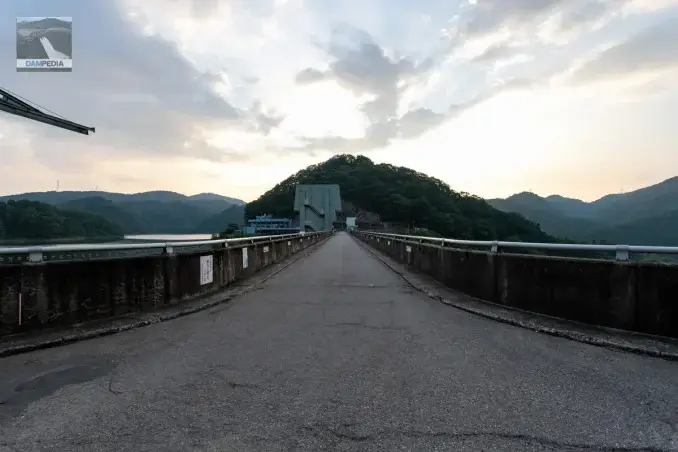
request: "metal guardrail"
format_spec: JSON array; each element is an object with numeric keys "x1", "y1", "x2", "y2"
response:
[
  {"x1": 0, "y1": 232, "x2": 323, "y2": 265},
  {"x1": 355, "y1": 231, "x2": 678, "y2": 261}
]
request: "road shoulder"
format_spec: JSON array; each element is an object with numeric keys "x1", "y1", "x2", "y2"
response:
[
  {"x1": 352, "y1": 235, "x2": 678, "y2": 361},
  {"x1": 0, "y1": 237, "x2": 330, "y2": 358}
]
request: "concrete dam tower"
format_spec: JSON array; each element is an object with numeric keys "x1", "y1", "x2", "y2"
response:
[{"x1": 294, "y1": 184, "x2": 342, "y2": 232}]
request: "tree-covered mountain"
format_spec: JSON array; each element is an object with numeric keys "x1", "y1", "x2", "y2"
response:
[
  {"x1": 487, "y1": 192, "x2": 601, "y2": 241},
  {"x1": 195, "y1": 205, "x2": 246, "y2": 233},
  {"x1": 590, "y1": 209, "x2": 678, "y2": 246},
  {"x1": 119, "y1": 200, "x2": 214, "y2": 234},
  {"x1": 0, "y1": 191, "x2": 246, "y2": 235},
  {"x1": 591, "y1": 176, "x2": 678, "y2": 225},
  {"x1": 0, "y1": 200, "x2": 123, "y2": 241},
  {"x1": 488, "y1": 176, "x2": 678, "y2": 245},
  {"x1": 189, "y1": 193, "x2": 245, "y2": 205},
  {"x1": 0, "y1": 190, "x2": 244, "y2": 207},
  {"x1": 59, "y1": 197, "x2": 148, "y2": 233},
  {"x1": 246, "y1": 154, "x2": 558, "y2": 242}
]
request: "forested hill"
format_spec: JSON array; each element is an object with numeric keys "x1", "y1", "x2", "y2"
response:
[
  {"x1": 246, "y1": 155, "x2": 559, "y2": 242},
  {"x1": 0, "y1": 192, "x2": 245, "y2": 235},
  {"x1": 0, "y1": 200, "x2": 124, "y2": 241},
  {"x1": 488, "y1": 176, "x2": 678, "y2": 245}
]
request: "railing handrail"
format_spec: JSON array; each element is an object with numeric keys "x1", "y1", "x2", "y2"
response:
[
  {"x1": 0, "y1": 232, "x2": 318, "y2": 255},
  {"x1": 355, "y1": 231, "x2": 678, "y2": 261}
]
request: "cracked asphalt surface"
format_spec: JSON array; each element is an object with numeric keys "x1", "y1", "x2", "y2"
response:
[{"x1": 1, "y1": 232, "x2": 677, "y2": 451}]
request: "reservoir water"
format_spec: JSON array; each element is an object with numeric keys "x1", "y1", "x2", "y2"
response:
[
  {"x1": 0, "y1": 234, "x2": 214, "y2": 248},
  {"x1": 124, "y1": 234, "x2": 212, "y2": 242}
]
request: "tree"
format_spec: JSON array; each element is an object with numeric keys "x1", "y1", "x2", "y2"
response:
[{"x1": 0, "y1": 200, "x2": 123, "y2": 240}]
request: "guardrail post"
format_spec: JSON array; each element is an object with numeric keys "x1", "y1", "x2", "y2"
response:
[
  {"x1": 491, "y1": 241, "x2": 499, "y2": 253},
  {"x1": 163, "y1": 249, "x2": 178, "y2": 304},
  {"x1": 28, "y1": 251, "x2": 43, "y2": 263},
  {"x1": 615, "y1": 245, "x2": 630, "y2": 261}
]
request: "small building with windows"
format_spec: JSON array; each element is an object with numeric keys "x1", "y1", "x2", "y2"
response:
[{"x1": 244, "y1": 215, "x2": 299, "y2": 235}]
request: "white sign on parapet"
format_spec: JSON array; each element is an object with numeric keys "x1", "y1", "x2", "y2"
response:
[
  {"x1": 242, "y1": 247, "x2": 249, "y2": 268},
  {"x1": 200, "y1": 254, "x2": 213, "y2": 285}
]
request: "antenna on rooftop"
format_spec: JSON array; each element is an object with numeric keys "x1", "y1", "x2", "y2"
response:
[{"x1": 0, "y1": 87, "x2": 95, "y2": 135}]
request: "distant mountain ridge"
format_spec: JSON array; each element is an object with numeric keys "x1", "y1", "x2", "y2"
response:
[
  {"x1": 0, "y1": 190, "x2": 245, "y2": 206},
  {"x1": 0, "y1": 190, "x2": 246, "y2": 235},
  {"x1": 488, "y1": 176, "x2": 678, "y2": 245}
]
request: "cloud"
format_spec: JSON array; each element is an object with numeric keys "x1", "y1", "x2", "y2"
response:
[
  {"x1": 461, "y1": 0, "x2": 567, "y2": 39},
  {"x1": 288, "y1": 77, "x2": 535, "y2": 154},
  {"x1": 297, "y1": 26, "x2": 433, "y2": 123},
  {"x1": 295, "y1": 68, "x2": 326, "y2": 84},
  {"x1": 452, "y1": 0, "x2": 628, "y2": 55},
  {"x1": 557, "y1": 0, "x2": 610, "y2": 31},
  {"x1": 472, "y1": 41, "x2": 520, "y2": 62},
  {"x1": 569, "y1": 17, "x2": 678, "y2": 84},
  {"x1": 290, "y1": 26, "x2": 444, "y2": 151}
]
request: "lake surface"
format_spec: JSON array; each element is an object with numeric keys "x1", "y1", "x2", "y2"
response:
[
  {"x1": 124, "y1": 234, "x2": 212, "y2": 241},
  {"x1": 0, "y1": 234, "x2": 214, "y2": 248}
]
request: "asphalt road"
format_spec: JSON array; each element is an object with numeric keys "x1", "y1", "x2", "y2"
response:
[{"x1": 1, "y1": 233, "x2": 677, "y2": 451}]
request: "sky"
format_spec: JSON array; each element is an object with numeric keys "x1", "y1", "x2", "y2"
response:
[{"x1": 1, "y1": 0, "x2": 677, "y2": 202}]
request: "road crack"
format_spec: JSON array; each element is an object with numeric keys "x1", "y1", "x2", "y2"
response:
[{"x1": 107, "y1": 373, "x2": 123, "y2": 395}]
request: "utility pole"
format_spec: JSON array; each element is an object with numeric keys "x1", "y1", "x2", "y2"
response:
[{"x1": 0, "y1": 87, "x2": 94, "y2": 135}]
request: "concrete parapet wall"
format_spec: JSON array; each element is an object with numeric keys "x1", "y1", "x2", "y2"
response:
[
  {"x1": 0, "y1": 233, "x2": 330, "y2": 337},
  {"x1": 355, "y1": 232, "x2": 678, "y2": 339}
]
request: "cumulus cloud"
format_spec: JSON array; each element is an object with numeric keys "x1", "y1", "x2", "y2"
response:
[
  {"x1": 569, "y1": 17, "x2": 678, "y2": 84},
  {"x1": 557, "y1": 0, "x2": 610, "y2": 31},
  {"x1": 472, "y1": 41, "x2": 520, "y2": 63},
  {"x1": 297, "y1": 26, "x2": 433, "y2": 123},
  {"x1": 463, "y1": 0, "x2": 566, "y2": 38},
  {"x1": 290, "y1": 26, "x2": 445, "y2": 152},
  {"x1": 288, "y1": 76, "x2": 535, "y2": 154}
]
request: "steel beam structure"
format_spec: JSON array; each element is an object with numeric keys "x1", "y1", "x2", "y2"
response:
[{"x1": 0, "y1": 88, "x2": 94, "y2": 135}]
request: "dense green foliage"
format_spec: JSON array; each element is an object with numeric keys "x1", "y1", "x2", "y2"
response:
[
  {"x1": 0, "y1": 191, "x2": 246, "y2": 235},
  {"x1": 59, "y1": 197, "x2": 148, "y2": 233},
  {"x1": 0, "y1": 200, "x2": 123, "y2": 240},
  {"x1": 487, "y1": 193, "x2": 601, "y2": 241},
  {"x1": 593, "y1": 209, "x2": 678, "y2": 246},
  {"x1": 196, "y1": 205, "x2": 245, "y2": 233},
  {"x1": 488, "y1": 176, "x2": 678, "y2": 245},
  {"x1": 246, "y1": 154, "x2": 558, "y2": 242},
  {"x1": 0, "y1": 190, "x2": 244, "y2": 207}
]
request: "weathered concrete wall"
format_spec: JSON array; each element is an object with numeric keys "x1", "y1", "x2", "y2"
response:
[
  {"x1": 0, "y1": 233, "x2": 329, "y2": 337},
  {"x1": 355, "y1": 233, "x2": 678, "y2": 339}
]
